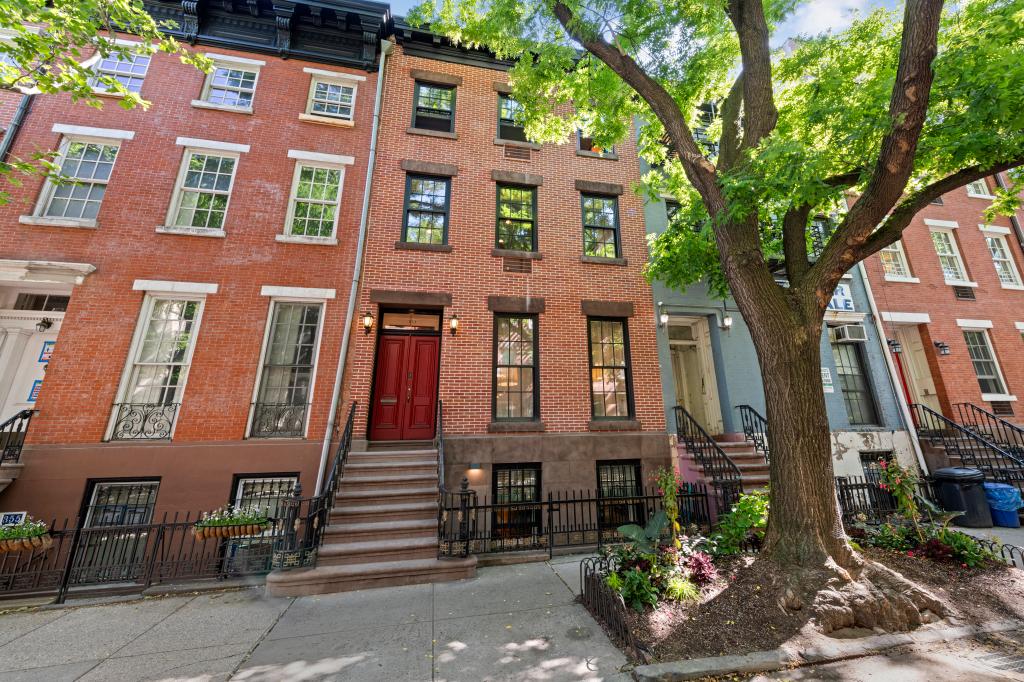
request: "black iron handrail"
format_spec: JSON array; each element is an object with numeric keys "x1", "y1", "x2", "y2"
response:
[
  {"x1": 673, "y1": 406, "x2": 743, "y2": 512},
  {"x1": 911, "y1": 403, "x2": 1024, "y2": 488},
  {"x1": 435, "y1": 399, "x2": 474, "y2": 558},
  {"x1": 1, "y1": 409, "x2": 33, "y2": 464},
  {"x1": 953, "y1": 402, "x2": 1024, "y2": 459},
  {"x1": 736, "y1": 404, "x2": 769, "y2": 465},
  {"x1": 109, "y1": 402, "x2": 179, "y2": 441}
]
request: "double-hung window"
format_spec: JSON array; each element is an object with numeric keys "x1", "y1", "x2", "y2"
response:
[
  {"x1": 251, "y1": 301, "x2": 324, "y2": 438},
  {"x1": 929, "y1": 229, "x2": 970, "y2": 284},
  {"x1": 195, "y1": 55, "x2": 263, "y2": 111},
  {"x1": 302, "y1": 68, "x2": 364, "y2": 123},
  {"x1": 497, "y1": 94, "x2": 527, "y2": 142},
  {"x1": 962, "y1": 329, "x2": 1008, "y2": 397},
  {"x1": 403, "y1": 175, "x2": 450, "y2": 245},
  {"x1": 966, "y1": 179, "x2": 994, "y2": 198},
  {"x1": 412, "y1": 82, "x2": 455, "y2": 133},
  {"x1": 495, "y1": 185, "x2": 536, "y2": 252},
  {"x1": 282, "y1": 151, "x2": 352, "y2": 242},
  {"x1": 166, "y1": 143, "x2": 245, "y2": 233},
  {"x1": 493, "y1": 315, "x2": 538, "y2": 421},
  {"x1": 110, "y1": 297, "x2": 204, "y2": 441},
  {"x1": 984, "y1": 232, "x2": 1023, "y2": 288},
  {"x1": 830, "y1": 339, "x2": 879, "y2": 426},
  {"x1": 492, "y1": 464, "x2": 542, "y2": 539},
  {"x1": 879, "y1": 240, "x2": 914, "y2": 280},
  {"x1": 89, "y1": 48, "x2": 151, "y2": 94},
  {"x1": 581, "y1": 194, "x2": 620, "y2": 258},
  {"x1": 234, "y1": 476, "x2": 298, "y2": 518},
  {"x1": 588, "y1": 318, "x2": 634, "y2": 419},
  {"x1": 597, "y1": 460, "x2": 643, "y2": 528},
  {"x1": 40, "y1": 138, "x2": 120, "y2": 222}
]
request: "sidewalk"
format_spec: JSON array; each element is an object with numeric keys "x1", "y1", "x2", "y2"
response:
[{"x1": 0, "y1": 554, "x2": 629, "y2": 682}]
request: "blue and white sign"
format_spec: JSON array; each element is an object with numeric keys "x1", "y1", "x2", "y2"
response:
[
  {"x1": 27, "y1": 379, "x2": 42, "y2": 403},
  {"x1": 827, "y1": 284, "x2": 855, "y2": 313},
  {"x1": 38, "y1": 341, "x2": 54, "y2": 363},
  {"x1": 1, "y1": 511, "x2": 27, "y2": 526}
]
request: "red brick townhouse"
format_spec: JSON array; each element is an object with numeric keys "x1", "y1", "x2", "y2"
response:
[
  {"x1": 864, "y1": 173, "x2": 1024, "y2": 437},
  {"x1": 342, "y1": 22, "x2": 670, "y2": 503},
  {"x1": 0, "y1": 0, "x2": 389, "y2": 522}
]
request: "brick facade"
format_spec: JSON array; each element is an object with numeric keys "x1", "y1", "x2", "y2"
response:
[
  {"x1": 345, "y1": 39, "x2": 670, "y2": 496},
  {"x1": 0, "y1": 39, "x2": 377, "y2": 520},
  {"x1": 863, "y1": 176, "x2": 1024, "y2": 424}
]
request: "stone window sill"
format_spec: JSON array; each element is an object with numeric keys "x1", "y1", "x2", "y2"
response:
[
  {"x1": 1000, "y1": 283, "x2": 1024, "y2": 291},
  {"x1": 945, "y1": 279, "x2": 978, "y2": 288},
  {"x1": 576, "y1": 149, "x2": 618, "y2": 160},
  {"x1": 581, "y1": 255, "x2": 628, "y2": 266},
  {"x1": 299, "y1": 113, "x2": 355, "y2": 127},
  {"x1": 492, "y1": 248, "x2": 542, "y2": 260},
  {"x1": 588, "y1": 419, "x2": 641, "y2": 432},
  {"x1": 488, "y1": 420, "x2": 545, "y2": 433},
  {"x1": 191, "y1": 100, "x2": 253, "y2": 115},
  {"x1": 156, "y1": 225, "x2": 227, "y2": 238},
  {"x1": 883, "y1": 276, "x2": 920, "y2": 284},
  {"x1": 494, "y1": 137, "x2": 540, "y2": 150},
  {"x1": 276, "y1": 234, "x2": 338, "y2": 246},
  {"x1": 982, "y1": 393, "x2": 1017, "y2": 402},
  {"x1": 20, "y1": 215, "x2": 98, "y2": 229},
  {"x1": 407, "y1": 127, "x2": 457, "y2": 140},
  {"x1": 395, "y1": 240, "x2": 452, "y2": 253},
  {"x1": 967, "y1": 192, "x2": 997, "y2": 200}
]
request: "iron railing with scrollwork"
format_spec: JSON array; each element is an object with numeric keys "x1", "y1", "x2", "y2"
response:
[
  {"x1": 736, "y1": 404, "x2": 769, "y2": 465},
  {"x1": 109, "y1": 403, "x2": 179, "y2": 441},
  {"x1": 674, "y1": 406, "x2": 743, "y2": 513},
  {"x1": 436, "y1": 399, "x2": 476, "y2": 559},
  {"x1": 1, "y1": 409, "x2": 33, "y2": 463},
  {"x1": 249, "y1": 402, "x2": 309, "y2": 438},
  {"x1": 953, "y1": 402, "x2": 1024, "y2": 459}
]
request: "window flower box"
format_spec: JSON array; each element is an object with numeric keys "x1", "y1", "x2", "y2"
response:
[
  {"x1": 0, "y1": 518, "x2": 53, "y2": 553},
  {"x1": 193, "y1": 506, "x2": 271, "y2": 540}
]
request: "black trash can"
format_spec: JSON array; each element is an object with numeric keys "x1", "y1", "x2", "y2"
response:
[{"x1": 932, "y1": 467, "x2": 993, "y2": 528}]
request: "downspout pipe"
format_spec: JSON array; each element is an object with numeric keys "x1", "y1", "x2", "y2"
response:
[
  {"x1": 314, "y1": 40, "x2": 393, "y2": 495},
  {"x1": 858, "y1": 261, "x2": 930, "y2": 474},
  {"x1": 0, "y1": 93, "x2": 32, "y2": 161}
]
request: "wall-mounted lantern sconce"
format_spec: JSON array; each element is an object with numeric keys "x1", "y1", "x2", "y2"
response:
[
  {"x1": 934, "y1": 341, "x2": 951, "y2": 356},
  {"x1": 886, "y1": 338, "x2": 903, "y2": 354},
  {"x1": 362, "y1": 311, "x2": 374, "y2": 335},
  {"x1": 35, "y1": 318, "x2": 52, "y2": 333},
  {"x1": 657, "y1": 301, "x2": 669, "y2": 327},
  {"x1": 449, "y1": 314, "x2": 459, "y2": 336},
  {"x1": 720, "y1": 315, "x2": 733, "y2": 331}
]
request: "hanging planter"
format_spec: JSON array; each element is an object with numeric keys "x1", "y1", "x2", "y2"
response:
[
  {"x1": 193, "y1": 506, "x2": 271, "y2": 540},
  {"x1": 0, "y1": 517, "x2": 53, "y2": 554}
]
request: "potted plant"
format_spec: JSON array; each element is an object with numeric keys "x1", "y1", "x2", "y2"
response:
[
  {"x1": 0, "y1": 517, "x2": 53, "y2": 553},
  {"x1": 193, "y1": 506, "x2": 270, "y2": 540}
]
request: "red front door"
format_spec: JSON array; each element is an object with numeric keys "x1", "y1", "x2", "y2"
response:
[{"x1": 369, "y1": 334, "x2": 439, "y2": 441}]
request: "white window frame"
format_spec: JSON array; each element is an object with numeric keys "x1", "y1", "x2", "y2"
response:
[
  {"x1": 245, "y1": 292, "x2": 330, "y2": 439},
  {"x1": 105, "y1": 292, "x2": 209, "y2": 441},
  {"x1": 956, "y1": 324, "x2": 1015, "y2": 402},
  {"x1": 927, "y1": 225, "x2": 975, "y2": 286},
  {"x1": 21, "y1": 128, "x2": 133, "y2": 229},
  {"x1": 85, "y1": 39, "x2": 151, "y2": 96},
  {"x1": 299, "y1": 67, "x2": 365, "y2": 126},
  {"x1": 191, "y1": 53, "x2": 264, "y2": 114},
  {"x1": 879, "y1": 239, "x2": 918, "y2": 282},
  {"x1": 278, "y1": 150, "x2": 354, "y2": 245},
  {"x1": 0, "y1": 25, "x2": 41, "y2": 94},
  {"x1": 160, "y1": 140, "x2": 248, "y2": 237},
  {"x1": 979, "y1": 225, "x2": 1024, "y2": 289},
  {"x1": 966, "y1": 178, "x2": 996, "y2": 199}
]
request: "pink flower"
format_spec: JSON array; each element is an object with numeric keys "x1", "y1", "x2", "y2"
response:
[
  {"x1": 879, "y1": 484, "x2": 888, "y2": 490},
  {"x1": 907, "y1": 551, "x2": 914, "y2": 557},
  {"x1": 962, "y1": 563, "x2": 968, "y2": 568}
]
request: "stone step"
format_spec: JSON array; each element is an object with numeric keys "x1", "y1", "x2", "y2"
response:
[
  {"x1": 347, "y1": 450, "x2": 439, "y2": 464},
  {"x1": 339, "y1": 473, "x2": 438, "y2": 491},
  {"x1": 336, "y1": 486, "x2": 436, "y2": 505},
  {"x1": 344, "y1": 460, "x2": 437, "y2": 474},
  {"x1": 265, "y1": 556, "x2": 477, "y2": 597},
  {"x1": 331, "y1": 501, "x2": 437, "y2": 524},
  {"x1": 318, "y1": 536, "x2": 438, "y2": 566},
  {"x1": 322, "y1": 518, "x2": 436, "y2": 543},
  {"x1": 740, "y1": 474, "x2": 770, "y2": 486}
]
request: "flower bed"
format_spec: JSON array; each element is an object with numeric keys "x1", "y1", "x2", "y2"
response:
[
  {"x1": 0, "y1": 517, "x2": 52, "y2": 553},
  {"x1": 193, "y1": 506, "x2": 271, "y2": 540}
]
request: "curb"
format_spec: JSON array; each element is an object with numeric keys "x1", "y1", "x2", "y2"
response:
[{"x1": 632, "y1": 618, "x2": 1024, "y2": 681}]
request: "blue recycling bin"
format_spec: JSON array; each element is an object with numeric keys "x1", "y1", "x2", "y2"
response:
[{"x1": 983, "y1": 482, "x2": 1023, "y2": 528}]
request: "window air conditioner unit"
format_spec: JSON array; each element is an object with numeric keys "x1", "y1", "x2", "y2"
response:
[{"x1": 833, "y1": 324, "x2": 868, "y2": 343}]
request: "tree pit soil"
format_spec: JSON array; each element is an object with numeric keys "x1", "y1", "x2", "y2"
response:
[{"x1": 610, "y1": 548, "x2": 1024, "y2": 663}]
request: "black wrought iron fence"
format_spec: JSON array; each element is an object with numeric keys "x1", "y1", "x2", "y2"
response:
[
  {"x1": 439, "y1": 484, "x2": 713, "y2": 558},
  {"x1": 0, "y1": 409, "x2": 33, "y2": 463},
  {"x1": 580, "y1": 555, "x2": 638, "y2": 653},
  {"x1": 834, "y1": 475, "x2": 937, "y2": 524}
]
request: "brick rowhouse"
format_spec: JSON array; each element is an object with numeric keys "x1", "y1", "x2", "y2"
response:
[
  {"x1": 343, "y1": 23, "x2": 670, "y2": 498},
  {"x1": 864, "y1": 173, "x2": 1024, "y2": 433},
  {"x1": 0, "y1": 0, "x2": 388, "y2": 521}
]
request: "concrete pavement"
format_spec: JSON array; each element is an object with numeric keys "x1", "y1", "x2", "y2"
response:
[{"x1": 0, "y1": 554, "x2": 630, "y2": 682}]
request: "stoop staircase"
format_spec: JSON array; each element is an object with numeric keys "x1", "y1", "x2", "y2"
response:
[
  {"x1": 0, "y1": 410, "x2": 33, "y2": 495},
  {"x1": 266, "y1": 409, "x2": 476, "y2": 597}
]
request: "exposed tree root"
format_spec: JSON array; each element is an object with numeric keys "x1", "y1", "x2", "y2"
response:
[{"x1": 779, "y1": 557, "x2": 954, "y2": 634}]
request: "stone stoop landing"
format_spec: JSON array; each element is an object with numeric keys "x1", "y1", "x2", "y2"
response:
[
  {"x1": 265, "y1": 445, "x2": 476, "y2": 598},
  {"x1": 676, "y1": 437, "x2": 769, "y2": 491}
]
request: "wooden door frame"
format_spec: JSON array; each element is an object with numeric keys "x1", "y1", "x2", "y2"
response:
[
  {"x1": 667, "y1": 316, "x2": 724, "y2": 435},
  {"x1": 366, "y1": 306, "x2": 444, "y2": 441}
]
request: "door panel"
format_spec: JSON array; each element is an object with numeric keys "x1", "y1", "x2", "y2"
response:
[
  {"x1": 896, "y1": 326, "x2": 941, "y2": 413},
  {"x1": 405, "y1": 336, "x2": 439, "y2": 439},
  {"x1": 369, "y1": 336, "x2": 408, "y2": 441}
]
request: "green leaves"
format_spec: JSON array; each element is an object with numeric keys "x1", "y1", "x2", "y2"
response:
[{"x1": 617, "y1": 509, "x2": 668, "y2": 553}]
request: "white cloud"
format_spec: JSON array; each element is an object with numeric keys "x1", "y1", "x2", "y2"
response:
[{"x1": 774, "y1": 0, "x2": 892, "y2": 43}]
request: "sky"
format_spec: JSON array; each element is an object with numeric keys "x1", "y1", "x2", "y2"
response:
[{"x1": 387, "y1": 0, "x2": 902, "y2": 43}]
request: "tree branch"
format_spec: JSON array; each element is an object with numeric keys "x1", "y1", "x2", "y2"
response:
[
  {"x1": 718, "y1": 73, "x2": 744, "y2": 171},
  {"x1": 725, "y1": 0, "x2": 778, "y2": 152},
  {"x1": 782, "y1": 204, "x2": 813, "y2": 285},
  {"x1": 550, "y1": 2, "x2": 724, "y2": 212}
]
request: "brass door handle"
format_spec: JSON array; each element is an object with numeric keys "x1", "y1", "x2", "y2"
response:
[{"x1": 406, "y1": 387, "x2": 412, "y2": 403}]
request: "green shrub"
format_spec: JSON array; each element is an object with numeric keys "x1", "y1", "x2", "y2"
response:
[
  {"x1": 665, "y1": 576, "x2": 700, "y2": 603},
  {"x1": 0, "y1": 517, "x2": 47, "y2": 540},
  {"x1": 932, "y1": 527, "x2": 998, "y2": 568},
  {"x1": 711, "y1": 490, "x2": 769, "y2": 555},
  {"x1": 194, "y1": 506, "x2": 269, "y2": 528},
  {"x1": 863, "y1": 522, "x2": 913, "y2": 552},
  {"x1": 619, "y1": 568, "x2": 659, "y2": 611}
]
